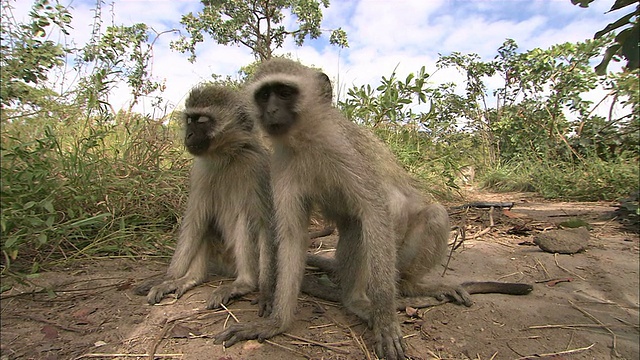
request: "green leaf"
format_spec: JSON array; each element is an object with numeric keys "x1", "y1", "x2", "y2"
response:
[
  {"x1": 594, "y1": 13, "x2": 634, "y2": 39},
  {"x1": 23, "y1": 201, "x2": 36, "y2": 210},
  {"x1": 595, "y1": 43, "x2": 621, "y2": 75},
  {"x1": 68, "y1": 213, "x2": 112, "y2": 227},
  {"x1": 609, "y1": 0, "x2": 636, "y2": 12},
  {"x1": 37, "y1": 233, "x2": 48, "y2": 245},
  {"x1": 42, "y1": 200, "x2": 55, "y2": 213},
  {"x1": 4, "y1": 236, "x2": 18, "y2": 249}
]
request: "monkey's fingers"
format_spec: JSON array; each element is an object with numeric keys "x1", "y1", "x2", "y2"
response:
[
  {"x1": 215, "y1": 319, "x2": 284, "y2": 347},
  {"x1": 433, "y1": 286, "x2": 473, "y2": 307},
  {"x1": 256, "y1": 296, "x2": 273, "y2": 317},
  {"x1": 207, "y1": 282, "x2": 254, "y2": 309}
]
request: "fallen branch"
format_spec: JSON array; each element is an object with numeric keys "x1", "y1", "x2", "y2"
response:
[{"x1": 452, "y1": 201, "x2": 514, "y2": 210}]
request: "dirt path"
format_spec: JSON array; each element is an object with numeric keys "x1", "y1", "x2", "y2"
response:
[{"x1": 1, "y1": 192, "x2": 638, "y2": 360}]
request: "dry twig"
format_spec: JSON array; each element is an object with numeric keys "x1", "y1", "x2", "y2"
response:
[
  {"x1": 283, "y1": 333, "x2": 349, "y2": 354},
  {"x1": 75, "y1": 353, "x2": 182, "y2": 359},
  {"x1": 569, "y1": 300, "x2": 620, "y2": 356},
  {"x1": 264, "y1": 339, "x2": 311, "y2": 359},
  {"x1": 515, "y1": 343, "x2": 595, "y2": 359},
  {"x1": 554, "y1": 253, "x2": 586, "y2": 280}
]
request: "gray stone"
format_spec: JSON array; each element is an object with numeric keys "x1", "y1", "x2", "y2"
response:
[{"x1": 533, "y1": 227, "x2": 590, "y2": 254}]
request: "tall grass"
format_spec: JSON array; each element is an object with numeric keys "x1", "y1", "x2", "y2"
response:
[
  {"x1": 480, "y1": 156, "x2": 639, "y2": 201},
  {"x1": 1, "y1": 111, "x2": 188, "y2": 272}
]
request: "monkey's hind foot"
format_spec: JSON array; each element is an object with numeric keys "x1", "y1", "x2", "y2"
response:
[
  {"x1": 214, "y1": 318, "x2": 285, "y2": 348},
  {"x1": 372, "y1": 322, "x2": 406, "y2": 360},
  {"x1": 206, "y1": 281, "x2": 255, "y2": 309},
  {"x1": 428, "y1": 284, "x2": 474, "y2": 307}
]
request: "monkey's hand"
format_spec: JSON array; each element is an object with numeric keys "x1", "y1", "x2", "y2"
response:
[
  {"x1": 372, "y1": 320, "x2": 406, "y2": 360},
  {"x1": 214, "y1": 318, "x2": 286, "y2": 348},
  {"x1": 147, "y1": 278, "x2": 198, "y2": 305},
  {"x1": 207, "y1": 281, "x2": 255, "y2": 309}
]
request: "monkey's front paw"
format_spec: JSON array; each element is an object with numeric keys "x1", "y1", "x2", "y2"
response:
[
  {"x1": 206, "y1": 282, "x2": 255, "y2": 309},
  {"x1": 373, "y1": 323, "x2": 406, "y2": 360},
  {"x1": 434, "y1": 285, "x2": 473, "y2": 307},
  {"x1": 132, "y1": 278, "x2": 163, "y2": 296},
  {"x1": 147, "y1": 279, "x2": 196, "y2": 305},
  {"x1": 214, "y1": 318, "x2": 284, "y2": 348}
]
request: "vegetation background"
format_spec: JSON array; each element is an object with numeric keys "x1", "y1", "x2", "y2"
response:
[{"x1": 1, "y1": 0, "x2": 638, "y2": 276}]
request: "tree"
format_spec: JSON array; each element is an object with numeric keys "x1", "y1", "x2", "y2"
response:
[
  {"x1": 0, "y1": 0, "x2": 71, "y2": 108},
  {"x1": 171, "y1": 0, "x2": 348, "y2": 62}
]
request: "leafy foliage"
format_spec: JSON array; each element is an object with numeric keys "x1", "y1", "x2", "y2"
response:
[
  {"x1": 0, "y1": 0, "x2": 71, "y2": 107},
  {"x1": 172, "y1": 0, "x2": 348, "y2": 62},
  {"x1": 1, "y1": 0, "x2": 637, "y2": 273},
  {"x1": 571, "y1": 0, "x2": 639, "y2": 74}
]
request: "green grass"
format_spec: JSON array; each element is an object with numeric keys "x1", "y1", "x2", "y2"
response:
[
  {"x1": 1, "y1": 111, "x2": 188, "y2": 272},
  {"x1": 480, "y1": 156, "x2": 639, "y2": 201},
  {"x1": 2, "y1": 108, "x2": 636, "y2": 273}
]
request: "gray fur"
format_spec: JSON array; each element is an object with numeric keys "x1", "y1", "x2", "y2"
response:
[{"x1": 136, "y1": 85, "x2": 275, "y2": 310}]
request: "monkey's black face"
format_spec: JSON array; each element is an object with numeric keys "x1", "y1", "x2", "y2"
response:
[
  {"x1": 254, "y1": 83, "x2": 299, "y2": 136},
  {"x1": 184, "y1": 114, "x2": 213, "y2": 156}
]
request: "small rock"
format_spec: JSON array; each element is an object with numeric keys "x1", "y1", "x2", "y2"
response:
[{"x1": 534, "y1": 228, "x2": 589, "y2": 254}]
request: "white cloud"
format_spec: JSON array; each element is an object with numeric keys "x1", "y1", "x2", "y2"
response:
[{"x1": 7, "y1": 0, "x2": 628, "y2": 118}]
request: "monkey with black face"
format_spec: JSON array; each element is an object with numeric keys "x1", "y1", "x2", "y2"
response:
[
  {"x1": 134, "y1": 85, "x2": 275, "y2": 310},
  {"x1": 214, "y1": 59, "x2": 415, "y2": 359},
  {"x1": 215, "y1": 59, "x2": 531, "y2": 359}
]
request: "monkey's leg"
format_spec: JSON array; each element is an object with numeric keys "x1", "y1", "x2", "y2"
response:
[
  {"x1": 336, "y1": 216, "x2": 406, "y2": 360},
  {"x1": 396, "y1": 203, "x2": 475, "y2": 306},
  {"x1": 306, "y1": 253, "x2": 337, "y2": 273},
  {"x1": 257, "y1": 227, "x2": 277, "y2": 317},
  {"x1": 300, "y1": 274, "x2": 341, "y2": 302},
  {"x1": 215, "y1": 189, "x2": 311, "y2": 347},
  {"x1": 206, "y1": 213, "x2": 259, "y2": 309}
]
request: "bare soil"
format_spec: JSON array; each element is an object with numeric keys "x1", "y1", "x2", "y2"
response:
[{"x1": 1, "y1": 191, "x2": 639, "y2": 360}]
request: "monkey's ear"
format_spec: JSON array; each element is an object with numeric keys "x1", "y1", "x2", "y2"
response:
[{"x1": 317, "y1": 72, "x2": 332, "y2": 102}]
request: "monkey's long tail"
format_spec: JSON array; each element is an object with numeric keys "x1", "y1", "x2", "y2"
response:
[
  {"x1": 302, "y1": 275, "x2": 534, "y2": 310},
  {"x1": 396, "y1": 281, "x2": 533, "y2": 310}
]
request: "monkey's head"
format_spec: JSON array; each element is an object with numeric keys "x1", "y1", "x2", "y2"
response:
[
  {"x1": 249, "y1": 59, "x2": 332, "y2": 137},
  {"x1": 182, "y1": 85, "x2": 253, "y2": 156}
]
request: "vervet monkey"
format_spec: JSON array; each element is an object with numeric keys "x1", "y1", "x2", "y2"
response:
[
  {"x1": 215, "y1": 59, "x2": 531, "y2": 359},
  {"x1": 134, "y1": 85, "x2": 275, "y2": 310},
  {"x1": 213, "y1": 59, "x2": 433, "y2": 359}
]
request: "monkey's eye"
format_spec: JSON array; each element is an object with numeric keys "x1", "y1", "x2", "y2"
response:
[
  {"x1": 277, "y1": 88, "x2": 293, "y2": 99},
  {"x1": 255, "y1": 88, "x2": 270, "y2": 102},
  {"x1": 197, "y1": 116, "x2": 210, "y2": 123}
]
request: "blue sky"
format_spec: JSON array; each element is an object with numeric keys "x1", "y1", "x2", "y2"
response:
[{"x1": 8, "y1": 0, "x2": 623, "y2": 116}]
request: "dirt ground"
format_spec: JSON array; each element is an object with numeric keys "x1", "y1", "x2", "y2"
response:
[{"x1": 1, "y1": 191, "x2": 638, "y2": 360}]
